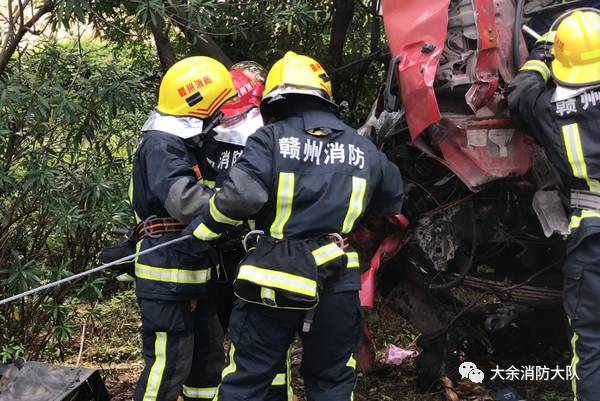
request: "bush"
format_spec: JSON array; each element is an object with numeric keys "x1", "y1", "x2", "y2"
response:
[{"x1": 0, "y1": 39, "x2": 160, "y2": 361}]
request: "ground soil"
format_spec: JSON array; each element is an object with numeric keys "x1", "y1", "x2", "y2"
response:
[{"x1": 57, "y1": 289, "x2": 572, "y2": 401}]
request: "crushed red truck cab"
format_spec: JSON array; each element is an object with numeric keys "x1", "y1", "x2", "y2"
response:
[{"x1": 356, "y1": 0, "x2": 570, "y2": 384}]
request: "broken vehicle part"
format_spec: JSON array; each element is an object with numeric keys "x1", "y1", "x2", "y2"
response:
[{"x1": 0, "y1": 361, "x2": 109, "y2": 401}]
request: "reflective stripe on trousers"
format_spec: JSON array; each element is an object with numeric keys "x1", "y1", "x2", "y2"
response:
[
  {"x1": 213, "y1": 344, "x2": 237, "y2": 401},
  {"x1": 570, "y1": 325, "x2": 580, "y2": 398},
  {"x1": 182, "y1": 385, "x2": 218, "y2": 399},
  {"x1": 142, "y1": 332, "x2": 168, "y2": 401},
  {"x1": 346, "y1": 354, "x2": 357, "y2": 401}
]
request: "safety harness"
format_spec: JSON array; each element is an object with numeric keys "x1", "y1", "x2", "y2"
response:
[
  {"x1": 96, "y1": 216, "x2": 186, "y2": 278},
  {"x1": 136, "y1": 216, "x2": 186, "y2": 239}
]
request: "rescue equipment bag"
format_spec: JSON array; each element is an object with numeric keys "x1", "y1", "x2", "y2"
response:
[{"x1": 233, "y1": 235, "x2": 347, "y2": 310}]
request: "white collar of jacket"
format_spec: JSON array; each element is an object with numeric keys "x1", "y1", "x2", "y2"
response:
[
  {"x1": 213, "y1": 107, "x2": 264, "y2": 146},
  {"x1": 552, "y1": 83, "x2": 600, "y2": 103},
  {"x1": 141, "y1": 109, "x2": 205, "y2": 139}
]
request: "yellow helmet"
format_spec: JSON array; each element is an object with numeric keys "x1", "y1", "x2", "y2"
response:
[
  {"x1": 262, "y1": 51, "x2": 333, "y2": 107},
  {"x1": 157, "y1": 56, "x2": 236, "y2": 119},
  {"x1": 551, "y1": 9, "x2": 600, "y2": 86}
]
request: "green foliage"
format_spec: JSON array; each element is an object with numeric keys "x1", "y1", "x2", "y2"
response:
[
  {"x1": 0, "y1": 40, "x2": 160, "y2": 360},
  {"x1": 206, "y1": 0, "x2": 386, "y2": 124},
  {"x1": 0, "y1": 342, "x2": 25, "y2": 363},
  {"x1": 76, "y1": 0, "x2": 387, "y2": 124}
]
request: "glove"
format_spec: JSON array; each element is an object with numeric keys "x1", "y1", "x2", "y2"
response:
[{"x1": 528, "y1": 31, "x2": 556, "y2": 64}]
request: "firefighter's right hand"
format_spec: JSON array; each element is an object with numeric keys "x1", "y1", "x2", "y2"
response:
[{"x1": 528, "y1": 31, "x2": 555, "y2": 65}]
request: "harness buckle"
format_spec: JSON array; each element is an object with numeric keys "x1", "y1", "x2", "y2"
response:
[
  {"x1": 302, "y1": 309, "x2": 315, "y2": 333},
  {"x1": 142, "y1": 215, "x2": 163, "y2": 239},
  {"x1": 243, "y1": 230, "x2": 265, "y2": 252},
  {"x1": 328, "y1": 233, "x2": 348, "y2": 249}
]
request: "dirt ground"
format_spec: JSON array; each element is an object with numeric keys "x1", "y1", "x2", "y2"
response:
[{"x1": 58, "y1": 289, "x2": 572, "y2": 401}]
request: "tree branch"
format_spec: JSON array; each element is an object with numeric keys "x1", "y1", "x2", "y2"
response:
[
  {"x1": 17, "y1": 0, "x2": 25, "y2": 30},
  {"x1": 0, "y1": 0, "x2": 56, "y2": 77},
  {"x1": 163, "y1": 0, "x2": 232, "y2": 67},
  {"x1": 148, "y1": 15, "x2": 176, "y2": 70},
  {"x1": 1, "y1": 0, "x2": 16, "y2": 60},
  {"x1": 329, "y1": 0, "x2": 355, "y2": 67}
]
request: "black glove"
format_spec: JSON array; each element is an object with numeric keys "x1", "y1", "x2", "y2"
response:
[{"x1": 528, "y1": 31, "x2": 555, "y2": 64}]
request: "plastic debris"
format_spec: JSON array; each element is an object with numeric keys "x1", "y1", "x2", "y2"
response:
[{"x1": 380, "y1": 344, "x2": 418, "y2": 365}]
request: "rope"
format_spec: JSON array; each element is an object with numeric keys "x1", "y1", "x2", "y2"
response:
[{"x1": 0, "y1": 234, "x2": 192, "y2": 306}]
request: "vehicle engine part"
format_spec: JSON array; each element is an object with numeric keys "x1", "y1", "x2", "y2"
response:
[{"x1": 414, "y1": 208, "x2": 459, "y2": 272}]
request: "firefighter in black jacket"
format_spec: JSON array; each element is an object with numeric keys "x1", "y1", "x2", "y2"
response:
[
  {"x1": 508, "y1": 9, "x2": 600, "y2": 401},
  {"x1": 199, "y1": 63, "x2": 291, "y2": 400},
  {"x1": 187, "y1": 51, "x2": 404, "y2": 401},
  {"x1": 200, "y1": 64, "x2": 266, "y2": 326},
  {"x1": 130, "y1": 56, "x2": 236, "y2": 401}
]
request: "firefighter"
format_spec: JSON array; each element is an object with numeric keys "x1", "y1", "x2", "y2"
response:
[
  {"x1": 507, "y1": 9, "x2": 600, "y2": 401},
  {"x1": 199, "y1": 63, "x2": 291, "y2": 400},
  {"x1": 204, "y1": 63, "x2": 266, "y2": 327},
  {"x1": 130, "y1": 56, "x2": 236, "y2": 401},
  {"x1": 186, "y1": 51, "x2": 404, "y2": 401}
]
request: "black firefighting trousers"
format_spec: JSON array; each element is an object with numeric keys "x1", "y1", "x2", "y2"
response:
[
  {"x1": 133, "y1": 297, "x2": 224, "y2": 401},
  {"x1": 216, "y1": 249, "x2": 291, "y2": 401},
  {"x1": 216, "y1": 249, "x2": 245, "y2": 330},
  {"x1": 216, "y1": 291, "x2": 361, "y2": 401},
  {"x1": 563, "y1": 231, "x2": 600, "y2": 401}
]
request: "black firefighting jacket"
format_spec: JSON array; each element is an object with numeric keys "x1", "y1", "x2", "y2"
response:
[
  {"x1": 188, "y1": 99, "x2": 404, "y2": 297},
  {"x1": 508, "y1": 60, "x2": 600, "y2": 243},
  {"x1": 198, "y1": 136, "x2": 245, "y2": 189},
  {"x1": 130, "y1": 122, "x2": 217, "y2": 301}
]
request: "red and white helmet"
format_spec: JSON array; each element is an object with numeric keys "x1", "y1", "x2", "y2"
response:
[
  {"x1": 214, "y1": 62, "x2": 266, "y2": 146},
  {"x1": 220, "y1": 68, "x2": 265, "y2": 119}
]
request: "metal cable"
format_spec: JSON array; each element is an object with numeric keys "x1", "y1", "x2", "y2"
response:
[{"x1": 0, "y1": 234, "x2": 192, "y2": 306}]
